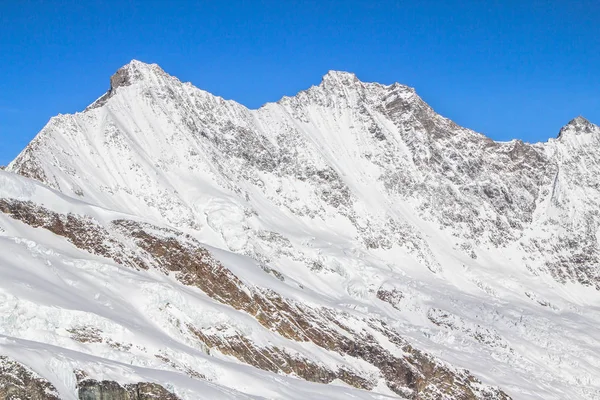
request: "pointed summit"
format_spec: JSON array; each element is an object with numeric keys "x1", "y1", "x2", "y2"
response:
[
  {"x1": 86, "y1": 60, "x2": 168, "y2": 110},
  {"x1": 320, "y1": 70, "x2": 360, "y2": 87},
  {"x1": 565, "y1": 115, "x2": 591, "y2": 128},
  {"x1": 557, "y1": 116, "x2": 598, "y2": 139},
  {"x1": 110, "y1": 60, "x2": 166, "y2": 91}
]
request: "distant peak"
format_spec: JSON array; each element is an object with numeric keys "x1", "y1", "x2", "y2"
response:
[
  {"x1": 318, "y1": 71, "x2": 415, "y2": 96},
  {"x1": 567, "y1": 115, "x2": 590, "y2": 126},
  {"x1": 125, "y1": 59, "x2": 151, "y2": 68},
  {"x1": 323, "y1": 70, "x2": 358, "y2": 79},
  {"x1": 557, "y1": 115, "x2": 598, "y2": 139},
  {"x1": 86, "y1": 60, "x2": 168, "y2": 110},
  {"x1": 320, "y1": 70, "x2": 360, "y2": 87},
  {"x1": 110, "y1": 59, "x2": 166, "y2": 90}
]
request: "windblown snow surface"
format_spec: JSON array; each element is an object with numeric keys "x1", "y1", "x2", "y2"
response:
[{"x1": 1, "y1": 60, "x2": 600, "y2": 399}]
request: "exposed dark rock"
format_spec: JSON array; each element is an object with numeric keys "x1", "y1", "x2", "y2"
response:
[
  {"x1": 78, "y1": 380, "x2": 128, "y2": 400},
  {"x1": 376, "y1": 286, "x2": 404, "y2": 310},
  {"x1": 86, "y1": 61, "x2": 166, "y2": 110},
  {"x1": 127, "y1": 382, "x2": 180, "y2": 400},
  {"x1": 68, "y1": 326, "x2": 103, "y2": 343},
  {"x1": 0, "y1": 356, "x2": 60, "y2": 400},
  {"x1": 188, "y1": 325, "x2": 369, "y2": 389},
  {"x1": 0, "y1": 199, "x2": 148, "y2": 270},
  {"x1": 78, "y1": 379, "x2": 180, "y2": 400}
]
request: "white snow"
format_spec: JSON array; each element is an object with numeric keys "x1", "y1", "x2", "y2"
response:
[{"x1": 1, "y1": 60, "x2": 600, "y2": 399}]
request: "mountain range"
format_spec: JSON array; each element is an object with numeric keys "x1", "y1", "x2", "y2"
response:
[{"x1": 1, "y1": 60, "x2": 599, "y2": 399}]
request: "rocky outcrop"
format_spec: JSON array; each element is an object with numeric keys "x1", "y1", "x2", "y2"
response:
[
  {"x1": 0, "y1": 356, "x2": 60, "y2": 400},
  {"x1": 78, "y1": 379, "x2": 179, "y2": 400},
  {"x1": 0, "y1": 199, "x2": 148, "y2": 270},
  {"x1": 87, "y1": 61, "x2": 168, "y2": 110},
  {"x1": 0, "y1": 353, "x2": 179, "y2": 400},
  {"x1": 187, "y1": 326, "x2": 370, "y2": 389}
]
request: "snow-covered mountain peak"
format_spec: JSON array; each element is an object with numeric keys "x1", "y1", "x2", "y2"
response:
[
  {"x1": 320, "y1": 70, "x2": 359, "y2": 86},
  {"x1": 86, "y1": 60, "x2": 176, "y2": 110},
  {"x1": 318, "y1": 70, "x2": 415, "y2": 96},
  {"x1": 110, "y1": 60, "x2": 158, "y2": 88},
  {"x1": 288, "y1": 69, "x2": 419, "y2": 114},
  {"x1": 557, "y1": 115, "x2": 599, "y2": 140}
]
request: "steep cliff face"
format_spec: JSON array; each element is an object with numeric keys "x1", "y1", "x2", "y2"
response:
[{"x1": 1, "y1": 61, "x2": 600, "y2": 399}]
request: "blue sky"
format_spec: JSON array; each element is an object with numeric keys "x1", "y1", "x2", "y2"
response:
[{"x1": 1, "y1": 1, "x2": 599, "y2": 165}]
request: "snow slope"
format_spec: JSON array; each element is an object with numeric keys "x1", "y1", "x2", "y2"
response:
[{"x1": 1, "y1": 60, "x2": 600, "y2": 399}]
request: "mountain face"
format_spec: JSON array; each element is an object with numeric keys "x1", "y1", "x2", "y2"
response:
[{"x1": 1, "y1": 60, "x2": 599, "y2": 399}]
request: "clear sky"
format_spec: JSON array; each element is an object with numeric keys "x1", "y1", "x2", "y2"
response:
[{"x1": 1, "y1": 1, "x2": 599, "y2": 165}]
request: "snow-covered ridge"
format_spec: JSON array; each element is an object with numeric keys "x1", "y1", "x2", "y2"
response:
[{"x1": 1, "y1": 60, "x2": 600, "y2": 399}]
